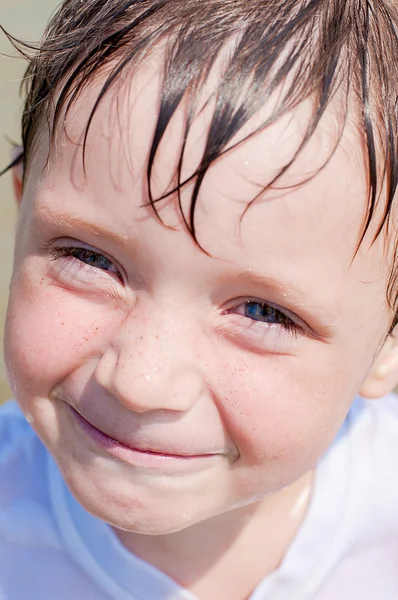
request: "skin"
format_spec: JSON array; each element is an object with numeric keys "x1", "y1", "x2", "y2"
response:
[{"x1": 5, "y1": 55, "x2": 398, "y2": 599}]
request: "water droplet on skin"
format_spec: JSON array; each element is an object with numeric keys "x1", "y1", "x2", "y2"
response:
[
  {"x1": 182, "y1": 509, "x2": 193, "y2": 520},
  {"x1": 25, "y1": 413, "x2": 34, "y2": 424}
]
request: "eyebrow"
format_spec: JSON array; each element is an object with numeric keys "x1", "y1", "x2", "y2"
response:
[
  {"x1": 33, "y1": 204, "x2": 126, "y2": 245},
  {"x1": 232, "y1": 270, "x2": 308, "y2": 302}
]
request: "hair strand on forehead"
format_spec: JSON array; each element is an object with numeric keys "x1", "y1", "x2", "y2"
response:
[{"x1": 2, "y1": 0, "x2": 398, "y2": 321}]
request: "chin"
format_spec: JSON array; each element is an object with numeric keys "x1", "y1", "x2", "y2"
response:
[
  {"x1": 77, "y1": 489, "x2": 206, "y2": 535},
  {"x1": 59, "y1": 458, "x2": 216, "y2": 535}
]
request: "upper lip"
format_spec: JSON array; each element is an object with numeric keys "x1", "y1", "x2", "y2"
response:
[{"x1": 69, "y1": 405, "x2": 221, "y2": 458}]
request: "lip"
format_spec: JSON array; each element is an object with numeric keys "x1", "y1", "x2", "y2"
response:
[{"x1": 67, "y1": 405, "x2": 221, "y2": 472}]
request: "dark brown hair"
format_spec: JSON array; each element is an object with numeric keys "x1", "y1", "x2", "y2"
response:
[{"x1": 3, "y1": 0, "x2": 398, "y2": 317}]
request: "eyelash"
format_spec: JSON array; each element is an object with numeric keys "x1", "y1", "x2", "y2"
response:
[
  {"x1": 48, "y1": 245, "x2": 122, "y2": 280},
  {"x1": 226, "y1": 301, "x2": 300, "y2": 335},
  {"x1": 47, "y1": 244, "x2": 301, "y2": 339}
]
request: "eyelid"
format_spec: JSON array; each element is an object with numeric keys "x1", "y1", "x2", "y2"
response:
[
  {"x1": 44, "y1": 237, "x2": 125, "y2": 281},
  {"x1": 44, "y1": 245, "x2": 130, "y2": 305},
  {"x1": 222, "y1": 296, "x2": 306, "y2": 329},
  {"x1": 217, "y1": 314, "x2": 299, "y2": 356}
]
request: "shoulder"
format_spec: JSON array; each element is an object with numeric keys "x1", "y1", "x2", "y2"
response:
[
  {"x1": 0, "y1": 400, "x2": 60, "y2": 546},
  {"x1": 0, "y1": 402, "x2": 110, "y2": 598},
  {"x1": 0, "y1": 399, "x2": 37, "y2": 459},
  {"x1": 0, "y1": 399, "x2": 45, "y2": 484},
  {"x1": 346, "y1": 392, "x2": 398, "y2": 446},
  {"x1": 308, "y1": 395, "x2": 398, "y2": 599},
  {"x1": 0, "y1": 399, "x2": 43, "y2": 485},
  {"x1": 344, "y1": 393, "x2": 398, "y2": 535}
]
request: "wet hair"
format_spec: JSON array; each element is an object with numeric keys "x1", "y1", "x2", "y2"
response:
[{"x1": 2, "y1": 0, "x2": 398, "y2": 319}]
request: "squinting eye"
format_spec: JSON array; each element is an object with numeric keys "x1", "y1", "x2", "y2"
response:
[
  {"x1": 49, "y1": 246, "x2": 121, "y2": 278},
  {"x1": 69, "y1": 248, "x2": 116, "y2": 272},
  {"x1": 234, "y1": 301, "x2": 299, "y2": 333},
  {"x1": 245, "y1": 302, "x2": 288, "y2": 324}
]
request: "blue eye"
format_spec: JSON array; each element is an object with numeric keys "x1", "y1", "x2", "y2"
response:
[
  {"x1": 50, "y1": 246, "x2": 120, "y2": 277},
  {"x1": 71, "y1": 248, "x2": 113, "y2": 271},
  {"x1": 245, "y1": 301, "x2": 283, "y2": 322},
  {"x1": 243, "y1": 301, "x2": 297, "y2": 331}
]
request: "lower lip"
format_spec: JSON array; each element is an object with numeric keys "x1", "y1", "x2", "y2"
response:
[{"x1": 68, "y1": 406, "x2": 219, "y2": 472}]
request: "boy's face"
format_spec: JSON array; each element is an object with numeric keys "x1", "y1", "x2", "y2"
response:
[{"x1": 4, "y1": 58, "x2": 394, "y2": 533}]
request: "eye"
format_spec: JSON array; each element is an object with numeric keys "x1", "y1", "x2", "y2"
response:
[
  {"x1": 243, "y1": 301, "x2": 296, "y2": 329},
  {"x1": 228, "y1": 300, "x2": 300, "y2": 335},
  {"x1": 57, "y1": 247, "x2": 118, "y2": 272},
  {"x1": 48, "y1": 244, "x2": 122, "y2": 281}
]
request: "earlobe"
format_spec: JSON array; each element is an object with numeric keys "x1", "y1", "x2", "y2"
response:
[
  {"x1": 360, "y1": 325, "x2": 398, "y2": 399},
  {"x1": 11, "y1": 147, "x2": 24, "y2": 207}
]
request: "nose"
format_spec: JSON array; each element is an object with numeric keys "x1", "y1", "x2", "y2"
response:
[{"x1": 95, "y1": 310, "x2": 206, "y2": 413}]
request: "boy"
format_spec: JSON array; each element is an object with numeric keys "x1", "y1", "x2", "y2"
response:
[{"x1": 1, "y1": 0, "x2": 398, "y2": 598}]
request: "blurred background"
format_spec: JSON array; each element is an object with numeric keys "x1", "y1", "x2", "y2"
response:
[{"x1": 0, "y1": 1, "x2": 60, "y2": 402}]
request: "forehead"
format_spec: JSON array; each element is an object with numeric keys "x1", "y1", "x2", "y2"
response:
[
  {"x1": 43, "y1": 53, "x2": 366, "y2": 232},
  {"x1": 25, "y1": 51, "x2": 391, "y2": 314}
]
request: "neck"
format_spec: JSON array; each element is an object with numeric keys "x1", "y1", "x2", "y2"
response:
[{"x1": 114, "y1": 470, "x2": 314, "y2": 600}]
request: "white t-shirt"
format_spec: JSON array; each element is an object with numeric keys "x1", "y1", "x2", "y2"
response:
[{"x1": 1, "y1": 396, "x2": 398, "y2": 600}]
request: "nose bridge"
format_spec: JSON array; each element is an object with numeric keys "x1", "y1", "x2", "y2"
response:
[{"x1": 96, "y1": 308, "x2": 204, "y2": 412}]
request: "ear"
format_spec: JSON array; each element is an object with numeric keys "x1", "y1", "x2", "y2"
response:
[
  {"x1": 11, "y1": 146, "x2": 24, "y2": 207},
  {"x1": 360, "y1": 325, "x2": 398, "y2": 399}
]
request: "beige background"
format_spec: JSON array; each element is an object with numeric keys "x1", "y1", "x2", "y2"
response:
[{"x1": 0, "y1": 1, "x2": 60, "y2": 402}]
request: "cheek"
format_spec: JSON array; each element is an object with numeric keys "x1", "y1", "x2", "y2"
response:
[
  {"x1": 214, "y1": 346, "x2": 356, "y2": 481},
  {"x1": 4, "y1": 267, "x2": 120, "y2": 398}
]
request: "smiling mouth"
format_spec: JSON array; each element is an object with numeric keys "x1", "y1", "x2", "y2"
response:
[{"x1": 67, "y1": 405, "x2": 220, "y2": 468}]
